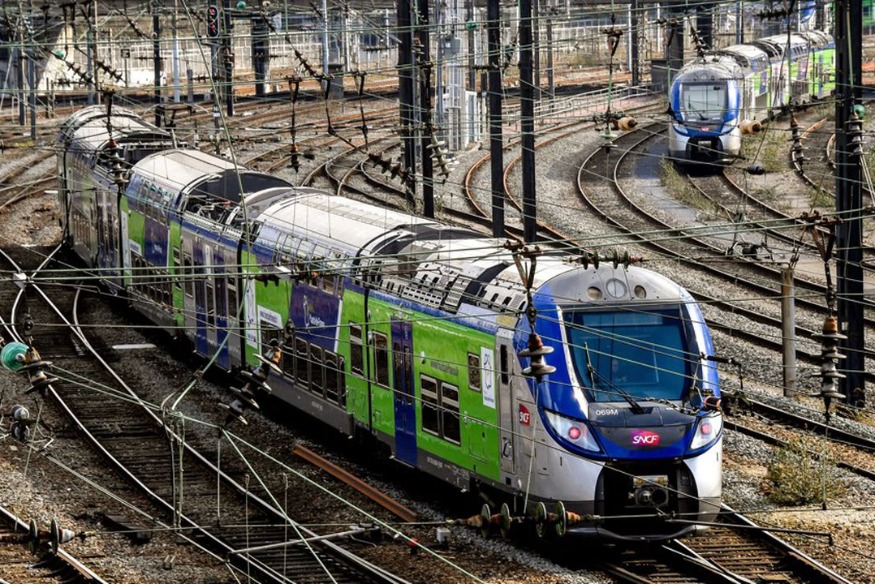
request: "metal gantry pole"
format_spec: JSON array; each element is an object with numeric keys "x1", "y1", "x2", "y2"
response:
[
  {"x1": 781, "y1": 265, "x2": 797, "y2": 397},
  {"x1": 173, "y1": 0, "x2": 180, "y2": 103},
  {"x1": 224, "y1": 0, "x2": 234, "y2": 117},
  {"x1": 322, "y1": 0, "x2": 330, "y2": 80},
  {"x1": 546, "y1": 8, "x2": 554, "y2": 101},
  {"x1": 417, "y1": 0, "x2": 434, "y2": 218},
  {"x1": 834, "y1": 0, "x2": 865, "y2": 406},
  {"x1": 519, "y1": 0, "x2": 537, "y2": 243},
  {"x1": 15, "y1": 2, "x2": 25, "y2": 126},
  {"x1": 487, "y1": 0, "x2": 505, "y2": 238},
  {"x1": 153, "y1": 1, "x2": 162, "y2": 125},
  {"x1": 630, "y1": 0, "x2": 639, "y2": 85},
  {"x1": 28, "y1": 39, "x2": 35, "y2": 141},
  {"x1": 398, "y1": 0, "x2": 417, "y2": 208}
]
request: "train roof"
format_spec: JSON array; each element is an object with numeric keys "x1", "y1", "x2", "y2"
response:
[
  {"x1": 58, "y1": 105, "x2": 171, "y2": 156},
  {"x1": 259, "y1": 190, "x2": 441, "y2": 251},
  {"x1": 756, "y1": 31, "x2": 834, "y2": 55},
  {"x1": 254, "y1": 192, "x2": 680, "y2": 316},
  {"x1": 672, "y1": 58, "x2": 743, "y2": 83},
  {"x1": 129, "y1": 149, "x2": 292, "y2": 211}
]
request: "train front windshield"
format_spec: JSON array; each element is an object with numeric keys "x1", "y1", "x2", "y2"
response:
[
  {"x1": 563, "y1": 308, "x2": 695, "y2": 402},
  {"x1": 679, "y1": 83, "x2": 727, "y2": 123}
]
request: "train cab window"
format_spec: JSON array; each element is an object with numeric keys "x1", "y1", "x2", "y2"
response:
[
  {"x1": 420, "y1": 376, "x2": 440, "y2": 436},
  {"x1": 294, "y1": 338, "x2": 309, "y2": 386},
  {"x1": 373, "y1": 332, "x2": 389, "y2": 387},
  {"x1": 441, "y1": 383, "x2": 461, "y2": 444},
  {"x1": 349, "y1": 324, "x2": 364, "y2": 377},
  {"x1": 310, "y1": 345, "x2": 324, "y2": 396},
  {"x1": 467, "y1": 353, "x2": 481, "y2": 392}
]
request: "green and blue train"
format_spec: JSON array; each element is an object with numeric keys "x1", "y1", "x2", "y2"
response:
[{"x1": 57, "y1": 105, "x2": 724, "y2": 541}]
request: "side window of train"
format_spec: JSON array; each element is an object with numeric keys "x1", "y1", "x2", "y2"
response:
[
  {"x1": 172, "y1": 248, "x2": 182, "y2": 291},
  {"x1": 215, "y1": 269, "x2": 227, "y2": 318},
  {"x1": 441, "y1": 383, "x2": 461, "y2": 445},
  {"x1": 404, "y1": 347, "x2": 413, "y2": 404},
  {"x1": 310, "y1": 345, "x2": 324, "y2": 397},
  {"x1": 281, "y1": 334, "x2": 295, "y2": 379},
  {"x1": 322, "y1": 250, "x2": 337, "y2": 295},
  {"x1": 183, "y1": 253, "x2": 193, "y2": 299},
  {"x1": 260, "y1": 323, "x2": 280, "y2": 356},
  {"x1": 419, "y1": 375, "x2": 461, "y2": 444},
  {"x1": 294, "y1": 338, "x2": 309, "y2": 386},
  {"x1": 467, "y1": 353, "x2": 481, "y2": 392},
  {"x1": 325, "y1": 351, "x2": 339, "y2": 403},
  {"x1": 420, "y1": 376, "x2": 439, "y2": 436},
  {"x1": 349, "y1": 324, "x2": 364, "y2": 377},
  {"x1": 337, "y1": 356, "x2": 346, "y2": 405},
  {"x1": 206, "y1": 280, "x2": 216, "y2": 325},
  {"x1": 226, "y1": 281, "x2": 238, "y2": 319},
  {"x1": 373, "y1": 332, "x2": 390, "y2": 387}
]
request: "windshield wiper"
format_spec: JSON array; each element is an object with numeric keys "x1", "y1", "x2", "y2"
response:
[{"x1": 583, "y1": 343, "x2": 645, "y2": 415}]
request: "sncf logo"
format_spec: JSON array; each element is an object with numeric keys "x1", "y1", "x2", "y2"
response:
[
  {"x1": 631, "y1": 430, "x2": 661, "y2": 447},
  {"x1": 519, "y1": 404, "x2": 531, "y2": 426}
]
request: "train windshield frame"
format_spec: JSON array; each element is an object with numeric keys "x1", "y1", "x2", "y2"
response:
[
  {"x1": 562, "y1": 306, "x2": 696, "y2": 402},
  {"x1": 679, "y1": 82, "x2": 728, "y2": 123}
]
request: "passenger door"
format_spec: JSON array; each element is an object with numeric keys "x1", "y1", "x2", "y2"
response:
[
  {"x1": 391, "y1": 317, "x2": 417, "y2": 466},
  {"x1": 192, "y1": 238, "x2": 208, "y2": 355}
]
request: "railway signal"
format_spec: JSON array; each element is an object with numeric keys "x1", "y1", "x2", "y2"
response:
[{"x1": 206, "y1": 5, "x2": 220, "y2": 38}]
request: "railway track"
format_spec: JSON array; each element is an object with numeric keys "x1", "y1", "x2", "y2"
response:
[
  {"x1": 604, "y1": 518, "x2": 850, "y2": 583},
  {"x1": 0, "y1": 245, "x2": 411, "y2": 584},
  {"x1": 0, "y1": 245, "x2": 110, "y2": 583},
  {"x1": 0, "y1": 504, "x2": 109, "y2": 584},
  {"x1": 579, "y1": 127, "x2": 875, "y2": 384}
]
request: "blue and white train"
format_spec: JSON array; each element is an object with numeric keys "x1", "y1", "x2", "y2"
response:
[{"x1": 668, "y1": 30, "x2": 835, "y2": 163}]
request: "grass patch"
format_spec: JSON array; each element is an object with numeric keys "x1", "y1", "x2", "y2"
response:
[
  {"x1": 659, "y1": 160, "x2": 723, "y2": 217},
  {"x1": 809, "y1": 185, "x2": 834, "y2": 210},
  {"x1": 764, "y1": 435, "x2": 845, "y2": 506},
  {"x1": 753, "y1": 186, "x2": 780, "y2": 205},
  {"x1": 741, "y1": 127, "x2": 788, "y2": 173}
]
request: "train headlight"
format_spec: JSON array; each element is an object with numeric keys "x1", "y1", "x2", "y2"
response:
[
  {"x1": 690, "y1": 413, "x2": 723, "y2": 450},
  {"x1": 544, "y1": 410, "x2": 601, "y2": 453}
]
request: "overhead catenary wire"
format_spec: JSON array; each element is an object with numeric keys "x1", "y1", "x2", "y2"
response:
[{"x1": 1, "y1": 0, "x2": 875, "y2": 564}]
